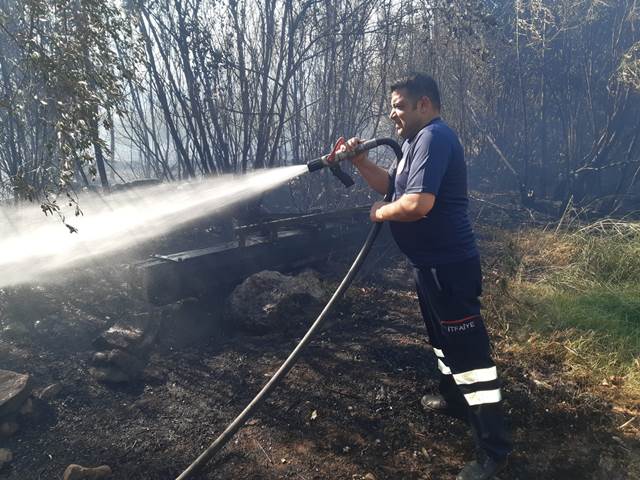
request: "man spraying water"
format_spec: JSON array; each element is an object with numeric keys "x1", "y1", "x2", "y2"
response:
[
  {"x1": 176, "y1": 75, "x2": 511, "y2": 479},
  {"x1": 337, "y1": 72, "x2": 512, "y2": 480}
]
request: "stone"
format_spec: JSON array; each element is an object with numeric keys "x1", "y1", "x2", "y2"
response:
[
  {"x1": 62, "y1": 464, "x2": 112, "y2": 480},
  {"x1": 89, "y1": 318, "x2": 160, "y2": 385},
  {"x1": 92, "y1": 324, "x2": 144, "y2": 352},
  {"x1": 38, "y1": 383, "x2": 63, "y2": 400},
  {"x1": 364, "y1": 474, "x2": 377, "y2": 480},
  {"x1": 0, "y1": 422, "x2": 18, "y2": 437},
  {"x1": 0, "y1": 449, "x2": 12, "y2": 469},
  {"x1": 229, "y1": 270, "x2": 324, "y2": 332},
  {"x1": 92, "y1": 349, "x2": 145, "y2": 375},
  {"x1": 89, "y1": 367, "x2": 131, "y2": 384},
  {"x1": 90, "y1": 348, "x2": 148, "y2": 384},
  {"x1": 0, "y1": 370, "x2": 30, "y2": 418}
]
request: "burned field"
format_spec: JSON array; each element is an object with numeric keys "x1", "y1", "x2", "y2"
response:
[{"x1": 0, "y1": 216, "x2": 639, "y2": 480}]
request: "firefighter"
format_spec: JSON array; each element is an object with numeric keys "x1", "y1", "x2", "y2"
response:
[{"x1": 340, "y1": 72, "x2": 512, "y2": 480}]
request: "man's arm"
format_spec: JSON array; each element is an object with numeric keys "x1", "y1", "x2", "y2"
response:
[
  {"x1": 370, "y1": 193, "x2": 435, "y2": 222},
  {"x1": 353, "y1": 156, "x2": 391, "y2": 195}
]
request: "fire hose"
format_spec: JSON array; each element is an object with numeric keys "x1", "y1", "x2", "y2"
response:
[{"x1": 176, "y1": 138, "x2": 402, "y2": 480}]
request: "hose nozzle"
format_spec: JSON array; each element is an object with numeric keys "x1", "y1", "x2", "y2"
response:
[
  {"x1": 306, "y1": 139, "x2": 380, "y2": 172},
  {"x1": 307, "y1": 157, "x2": 327, "y2": 172},
  {"x1": 306, "y1": 138, "x2": 392, "y2": 187}
]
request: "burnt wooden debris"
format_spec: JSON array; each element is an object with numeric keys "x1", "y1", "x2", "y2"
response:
[{"x1": 129, "y1": 207, "x2": 391, "y2": 305}]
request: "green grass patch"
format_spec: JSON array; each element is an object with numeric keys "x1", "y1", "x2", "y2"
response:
[
  {"x1": 522, "y1": 285, "x2": 640, "y2": 364},
  {"x1": 495, "y1": 221, "x2": 640, "y2": 397}
]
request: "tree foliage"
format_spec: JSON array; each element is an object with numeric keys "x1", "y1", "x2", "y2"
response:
[{"x1": 0, "y1": 0, "x2": 139, "y2": 219}]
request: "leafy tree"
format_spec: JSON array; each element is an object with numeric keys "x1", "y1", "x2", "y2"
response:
[{"x1": 0, "y1": 0, "x2": 140, "y2": 224}]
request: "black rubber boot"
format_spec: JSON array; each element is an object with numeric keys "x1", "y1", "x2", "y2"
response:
[{"x1": 456, "y1": 456, "x2": 506, "y2": 480}]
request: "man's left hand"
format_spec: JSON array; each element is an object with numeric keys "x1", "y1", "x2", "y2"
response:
[{"x1": 370, "y1": 201, "x2": 389, "y2": 222}]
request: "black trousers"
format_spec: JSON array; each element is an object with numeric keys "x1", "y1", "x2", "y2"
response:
[{"x1": 414, "y1": 256, "x2": 512, "y2": 461}]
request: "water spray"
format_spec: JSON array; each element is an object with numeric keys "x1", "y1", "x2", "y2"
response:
[
  {"x1": 0, "y1": 167, "x2": 308, "y2": 289},
  {"x1": 176, "y1": 138, "x2": 402, "y2": 480}
]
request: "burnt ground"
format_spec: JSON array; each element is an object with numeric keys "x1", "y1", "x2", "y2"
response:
[{"x1": 0, "y1": 236, "x2": 639, "y2": 480}]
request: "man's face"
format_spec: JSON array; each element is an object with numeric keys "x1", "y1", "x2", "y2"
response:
[{"x1": 389, "y1": 88, "x2": 431, "y2": 139}]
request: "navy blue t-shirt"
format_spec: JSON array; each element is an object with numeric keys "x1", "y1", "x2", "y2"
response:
[{"x1": 388, "y1": 117, "x2": 478, "y2": 266}]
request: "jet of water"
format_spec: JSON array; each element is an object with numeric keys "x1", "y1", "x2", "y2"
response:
[{"x1": 0, "y1": 165, "x2": 308, "y2": 288}]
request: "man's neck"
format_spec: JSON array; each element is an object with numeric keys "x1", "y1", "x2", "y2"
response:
[
  {"x1": 417, "y1": 112, "x2": 441, "y2": 132},
  {"x1": 407, "y1": 114, "x2": 441, "y2": 141},
  {"x1": 425, "y1": 111, "x2": 441, "y2": 125}
]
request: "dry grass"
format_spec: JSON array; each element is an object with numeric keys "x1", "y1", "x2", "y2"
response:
[{"x1": 485, "y1": 220, "x2": 640, "y2": 405}]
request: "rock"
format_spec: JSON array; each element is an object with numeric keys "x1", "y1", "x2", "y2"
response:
[
  {"x1": 92, "y1": 317, "x2": 159, "y2": 357},
  {"x1": 89, "y1": 367, "x2": 131, "y2": 384},
  {"x1": 364, "y1": 474, "x2": 377, "y2": 480},
  {"x1": 92, "y1": 349, "x2": 145, "y2": 375},
  {"x1": 38, "y1": 383, "x2": 63, "y2": 400},
  {"x1": 0, "y1": 421, "x2": 18, "y2": 437},
  {"x1": 89, "y1": 351, "x2": 144, "y2": 384},
  {"x1": 90, "y1": 318, "x2": 160, "y2": 385},
  {"x1": 62, "y1": 464, "x2": 112, "y2": 480},
  {"x1": 92, "y1": 324, "x2": 144, "y2": 352},
  {"x1": 229, "y1": 270, "x2": 324, "y2": 332},
  {"x1": 0, "y1": 449, "x2": 12, "y2": 469},
  {"x1": 0, "y1": 369, "x2": 31, "y2": 418}
]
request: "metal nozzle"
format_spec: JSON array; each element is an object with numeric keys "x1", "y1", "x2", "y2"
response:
[
  {"x1": 306, "y1": 154, "x2": 353, "y2": 186},
  {"x1": 307, "y1": 157, "x2": 326, "y2": 172}
]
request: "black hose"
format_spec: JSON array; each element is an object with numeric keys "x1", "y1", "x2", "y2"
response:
[{"x1": 175, "y1": 139, "x2": 402, "y2": 480}]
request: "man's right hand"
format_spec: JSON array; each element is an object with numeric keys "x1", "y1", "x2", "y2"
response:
[
  {"x1": 334, "y1": 136, "x2": 390, "y2": 196},
  {"x1": 339, "y1": 137, "x2": 368, "y2": 167}
]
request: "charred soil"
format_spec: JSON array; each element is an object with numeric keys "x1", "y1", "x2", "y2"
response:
[{"x1": 0, "y1": 242, "x2": 638, "y2": 480}]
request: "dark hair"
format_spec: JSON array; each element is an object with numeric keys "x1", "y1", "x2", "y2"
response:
[{"x1": 390, "y1": 73, "x2": 441, "y2": 110}]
